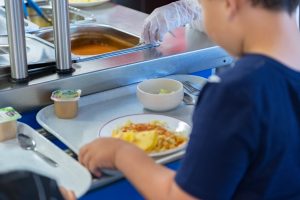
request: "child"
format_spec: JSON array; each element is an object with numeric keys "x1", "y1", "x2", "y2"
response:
[{"x1": 79, "y1": 0, "x2": 300, "y2": 199}]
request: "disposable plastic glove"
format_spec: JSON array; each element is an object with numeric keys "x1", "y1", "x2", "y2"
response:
[{"x1": 141, "y1": 0, "x2": 202, "y2": 44}]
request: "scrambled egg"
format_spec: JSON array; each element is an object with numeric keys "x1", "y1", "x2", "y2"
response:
[
  {"x1": 114, "y1": 130, "x2": 158, "y2": 151},
  {"x1": 112, "y1": 120, "x2": 187, "y2": 153}
]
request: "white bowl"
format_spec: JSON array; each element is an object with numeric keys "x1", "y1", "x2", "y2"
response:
[{"x1": 137, "y1": 78, "x2": 184, "y2": 111}]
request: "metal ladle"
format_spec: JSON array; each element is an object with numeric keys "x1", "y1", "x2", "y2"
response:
[{"x1": 18, "y1": 133, "x2": 58, "y2": 167}]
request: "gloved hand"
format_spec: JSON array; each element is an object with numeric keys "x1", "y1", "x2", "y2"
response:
[{"x1": 141, "y1": 0, "x2": 202, "y2": 44}]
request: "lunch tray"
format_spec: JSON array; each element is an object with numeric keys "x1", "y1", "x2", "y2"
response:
[
  {"x1": 0, "y1": 122, "x2": 91, "y2": 198},
  {"x1": 36, "y1": 74, "x2": 207, "y2": 189}
]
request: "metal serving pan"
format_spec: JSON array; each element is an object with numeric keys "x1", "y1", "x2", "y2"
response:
[
  {"x1": 27, "y1": 5, "x2": 95, "y2": 28},
  {"x1": 0, "y1": 7, "x2": 39, "y2": 34},
  {"x1": 35, "y1": 23, "x2": 153, "y2": 62},
  {"x1": 0, "y1": 34, "x2": 55, "y2": 68}
]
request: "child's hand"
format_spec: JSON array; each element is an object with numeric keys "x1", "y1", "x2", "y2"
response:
[
  {"x1": 79, "y1": 138, "x2": 126, "y2": 177},
  {"x1": 59, "y1": 187, "x2": 76, "y2": 200}
]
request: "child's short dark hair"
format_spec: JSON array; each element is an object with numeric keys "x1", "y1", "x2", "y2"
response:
[{"x1": 251, "y1": 0, "x2": 299, "y2": 14}]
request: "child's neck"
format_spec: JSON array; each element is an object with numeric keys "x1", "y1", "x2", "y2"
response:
[{"x1": 242, "y1": 10, "x2": 300, "y2": 72}]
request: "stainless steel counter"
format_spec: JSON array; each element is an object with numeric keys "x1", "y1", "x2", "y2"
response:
[{"x1": 0, "y1": 2, "x2": 232, "y2": 112}]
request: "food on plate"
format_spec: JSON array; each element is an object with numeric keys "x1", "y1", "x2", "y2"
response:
[
  {"x1": 112, "y1": 120, "x2": 187, "y2": 152},
  {"x1": 51, "y1": 89, "x2": 81, "y2": 119},
  {"x1": 0, "y1": 107, "x2": 22, "y2": 142}
]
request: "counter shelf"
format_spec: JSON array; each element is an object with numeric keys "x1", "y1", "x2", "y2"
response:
[{"x1": 0, "y1": 2, "x2": 232, "y2": 112}]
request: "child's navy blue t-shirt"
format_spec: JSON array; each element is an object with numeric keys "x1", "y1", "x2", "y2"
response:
[{"x1": 175, "y1": 54, "x2": 300, "y2": 200}]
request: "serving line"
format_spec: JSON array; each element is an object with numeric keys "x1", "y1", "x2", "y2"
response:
[{"x1": 0, "y1": 2, "x2": 232, "y2": 112}]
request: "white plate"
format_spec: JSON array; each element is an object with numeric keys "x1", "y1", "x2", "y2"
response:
[
  {"x1": 98, "y1": 114, "x2": 191, "y2": 157},
  {"x1": 0, "y1": 122, "x2": 91, "y2": 198},
  {"x1": 69, "y1": 0, "x2": 109, "y2": 8}
]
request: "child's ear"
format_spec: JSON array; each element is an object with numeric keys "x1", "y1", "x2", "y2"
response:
[{"x1": 225, "y1": 0, "x2": 239, "y2": 20}]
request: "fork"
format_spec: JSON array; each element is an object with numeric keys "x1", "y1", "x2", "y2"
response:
[
  {"x1": 182, "y1": 81, "x2": 201, "y2": 96},
  {"x1": 183, "y1": 92, "x2": 195, "y2": 105}
]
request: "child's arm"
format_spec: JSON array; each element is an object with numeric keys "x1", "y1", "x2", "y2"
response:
[{"x1": 79, "y1": 138, "x2": 198, "y2": 200}]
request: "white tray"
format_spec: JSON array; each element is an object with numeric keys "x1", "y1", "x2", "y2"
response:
[
  {"x1": 0, "y1": 122, "x2": 91, "y2": 198},
  {"x1": 36, "y1": 75, "x2": 206, "y2": 154}
]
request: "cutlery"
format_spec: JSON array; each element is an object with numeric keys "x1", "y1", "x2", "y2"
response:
[
  {"x1": 18, "y1": 133, "x2": 58, "y2": 167},
  {"x1": 182, "y1": 81, "x2": 201, "y2": 96},
  {"x1": 183, "y1": 92, "x2": 195, "y2": 105}
]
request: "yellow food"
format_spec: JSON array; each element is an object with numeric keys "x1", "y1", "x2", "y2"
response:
[
  {"x1": 159, "y1": 89, "x2": 171, "y2": 94},
  {"x1": 112, "y1": 120, "x2": 187, "y2": 153}
]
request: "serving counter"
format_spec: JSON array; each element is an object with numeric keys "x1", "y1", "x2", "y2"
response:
[
  {"x1": 0, "y1": 1, "x2": 233, "y2": 199},
  {"x1": 0, "y1": 2, "x2": 232, "y2": 112}
]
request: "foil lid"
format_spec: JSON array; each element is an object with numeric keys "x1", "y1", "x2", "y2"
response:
[
  {"x1": 0, "y1": 107, "x2": 22, "y2": 123},
  {"x1": 51, "y1": 89, "x2": 82, "y2": 101}
]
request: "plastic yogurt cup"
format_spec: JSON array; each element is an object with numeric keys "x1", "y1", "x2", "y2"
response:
[
  {"x1": 51, "y1": 89, "x2": 81, "y2": 119},
  {"x1": 0, "y1": 107, "x2": 22, "y2": 142}
]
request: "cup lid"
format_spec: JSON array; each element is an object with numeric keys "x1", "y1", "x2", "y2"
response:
[
  {"x1": 51, "y1": 89, "x2": 82, "y2": 101},
  {"x1": 0, "y1": 107, "x2": 22, "y2": 123}
]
